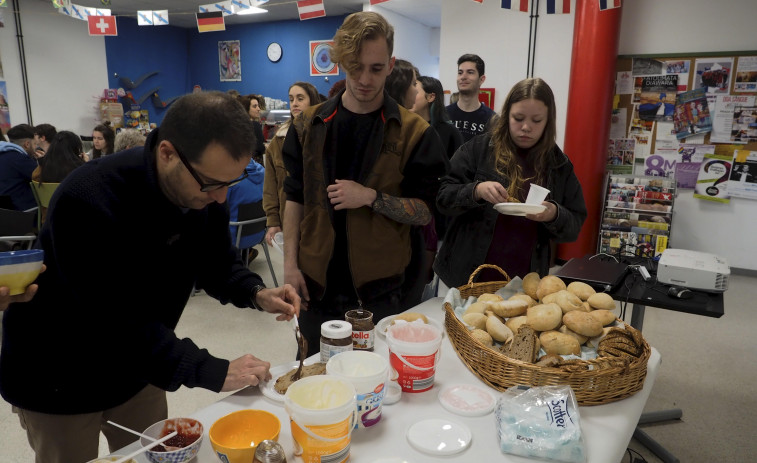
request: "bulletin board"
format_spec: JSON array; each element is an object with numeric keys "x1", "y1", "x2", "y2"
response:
[{"x1": 610, "y1": 51, "x2": 757, "y2": 202}]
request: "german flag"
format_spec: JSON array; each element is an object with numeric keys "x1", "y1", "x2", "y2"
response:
[{"x1": 196, "y1": 11, "x2": 225, "y2": 33}]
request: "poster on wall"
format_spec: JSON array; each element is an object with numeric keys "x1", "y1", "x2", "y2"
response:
[
  {"x1": 730, "y1": 106, "x2": 757, "y2": 143},
  {"x1": 310, "y1": 40, "x2": 338, "y2": 76},
  {"x1": 675, "y1": 144, "x2": 713, "y2": 189},
  {"x1": 0, "y1": 81, "x2": 10, "y2": 133},
  {"x1": 693, "y1": 57, "x2": 733, "y2": 94},
  {"x1": 733, "y1": 56, "x2": 757, "y2": 93},
  {"x1": 478, "y1": 88, "x2": 495, "y2": 110},
  {"x1": 709, "y1": 94, "x2": 756, "y2": 143},
  {"x1": 663, "y1": 59, "x2": 690, "y2": 92},
  {"x1": 694, "y1": 153, "x2": 732, "y2": 203},
  {"x1": 729, "y1": 150, "x2": 757, "y2": 199},
  {"x1": 673, "y1": 88, "x2": 712, "y2": 139},
  {"x1": 218, "y1": 40, "x2": 241, "y2": 82},
  {"x1": 638, "y1": 75, "x2": 677, "y2": 121}
]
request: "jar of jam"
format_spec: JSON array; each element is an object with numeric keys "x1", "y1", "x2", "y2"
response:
[
  {"x1": 345, "y1": 308, "x2": 375, "y2": 351},
  {"x1": 319, "y1": 320, "x2": 353, "y2": 363}
]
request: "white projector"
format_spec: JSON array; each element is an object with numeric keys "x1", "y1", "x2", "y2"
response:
[{"x1": 657, "y1": 249, "x2": 729, "y2": 292}]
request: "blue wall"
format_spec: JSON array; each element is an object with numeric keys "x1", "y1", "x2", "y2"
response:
[
  {"x1": 105, "y1": 15, "x2": 347, "y2": 126},
  {"x1": 105, "y1": 18, "x2": 190, "y2": 127}
]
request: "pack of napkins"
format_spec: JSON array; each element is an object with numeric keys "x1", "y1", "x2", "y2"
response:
[{"x1": 495, "y1": 385, "x2": 586, "y2": 463}]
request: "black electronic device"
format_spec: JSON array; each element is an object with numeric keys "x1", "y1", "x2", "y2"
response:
[
  {"x1": 554, "y1": 255, "x2": 629, "y2": 291},
  {"x1": 667, "y1": 286, "x2": 693, "y2": 299}
]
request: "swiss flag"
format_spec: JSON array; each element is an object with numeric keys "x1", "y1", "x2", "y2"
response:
[{"x1": 87, "y1": 15, "x2": 118, "y2": 36}]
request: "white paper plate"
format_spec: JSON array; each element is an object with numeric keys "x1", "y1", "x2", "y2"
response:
[
  {"x1": 375, "y1": 315, "x2": 444, "y2": 339},
  {"x1": 406, "y1": 418, "x2": 472, "y2": 456},
  {"x1": 493, "y1": 203, "x2": 546, "y2": 216},
  {"x1": 259, "y1": 360, "x2": 319, "y2": 404},
  {"x1": 438, "y1": 383, "x2": 497, "y2": 417}
]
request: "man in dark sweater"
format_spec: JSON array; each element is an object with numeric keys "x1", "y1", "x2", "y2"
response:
[
  {"x1": 445, "y1": 53, "x2": 496, "y2": 142},
  {"x1": 0, "y1": 91, "x2": 300, "y2": 463}
]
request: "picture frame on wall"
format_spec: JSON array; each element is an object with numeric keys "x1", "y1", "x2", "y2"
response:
[
  {"x1": 310, "y1": 40, "x2": 339, "y2": 76},
  {"x1": 219, "y1": 40, "x2": 241, "y2": 82}
]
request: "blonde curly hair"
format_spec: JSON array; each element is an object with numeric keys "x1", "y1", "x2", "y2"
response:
[{"x1": 330, "y1": 12, "x2": 394, "y2": 75}]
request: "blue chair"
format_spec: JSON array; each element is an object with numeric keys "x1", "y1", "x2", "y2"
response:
[{"x1": 230, "y1": 200, "x2": 278, "y2": 286}]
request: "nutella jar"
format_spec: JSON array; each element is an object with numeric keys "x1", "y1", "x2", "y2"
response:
[
  {"x1": 345, "y1": 308, "x2": 375, "y2": 352},
  {"x1": 319, "y1": 320, "x2": 353, "y2": 363}
]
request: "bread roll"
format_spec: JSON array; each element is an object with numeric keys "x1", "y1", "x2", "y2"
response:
[
  {"x1": 556, "y1": 290, "x2": 584, "y2": 313},
  {"x1": 523, "y1": 272, "x2": 541, "y2": 300},
  {"x1": 535, "y1": 353, "x2": 563, "y2": 367},
  {"x1": 526, "y1": 303, "x2": 563, "y2": 331},
  {"x1": 488, "y1": 299, "x2": 528, "y2": 318},
  {"x1": 567, "y1": 281, "x2": 596, "y2": 301},
  {"x1": 508, "y1": 293, "x2": 537, "y2": 308},
  {"x1": 587, "y1": 292, "x2": 616, "y2": 310},
  {"x1": 477, "y1": 293, "x2": 504, "y2": 303},
  {"x1": 462, "y1": 312, "x2": 487, "y2": 330},
  {"x1": 536, "y1": 275, "x2": 567, "y2": 301},
  {"x1": 588, "y1": 309, "x2": 617, "y2": 326},
  {"x1": 558, "y1": 325, "x2": 588, "y2": 345},
  {"x1": 562, "y1": 310, "x2": 604, "y2": 337},
  {"x1": 464, "y1": 302, "x2": 489, "y2": 315},
  {"x1": 505, "y1": 315, "x2": 529, "y2": 333},
  {"x1": 539, "y1": 331, "x2": 581, "y2": 356},
  {"x1": 485, "y1": 311, "x2": 514, "y2": 344},
  {"x1": 470, "y1": 328, "x2": 493, "y2": 347}
]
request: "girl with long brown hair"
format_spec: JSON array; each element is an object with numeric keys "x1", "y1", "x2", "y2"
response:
[{"x1": 434, "y1": 78, "x2": 587, "y2": 287}]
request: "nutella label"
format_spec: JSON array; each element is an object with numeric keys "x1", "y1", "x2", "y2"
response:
[{"x1": 352, "y1": 329, "x2": 375, "y2": 350}]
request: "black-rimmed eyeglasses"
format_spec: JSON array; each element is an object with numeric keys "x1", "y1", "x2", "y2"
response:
[{"x1": 174, "y1": 145, "x2": 248, "y2": 192}]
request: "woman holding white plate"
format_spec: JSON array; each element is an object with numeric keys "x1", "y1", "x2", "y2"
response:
[{"x1": 433, "y1": 78, "x2": 586, "y2": 287}]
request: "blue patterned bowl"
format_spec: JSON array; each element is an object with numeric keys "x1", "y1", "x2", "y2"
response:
[{"x1": 141, "y1": 418, "x2": 204, "y2": 463}]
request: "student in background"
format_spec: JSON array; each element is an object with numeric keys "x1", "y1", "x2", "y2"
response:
[
  {"x1": 411, "y1": 75, "x2": 464, "y2": 242},
  {"x1": 32, "y1": 123, "x2": 57, "y2": 158},
  {"x1": 87, "y1": 122, "x2": 115, "y2": 160},
  {"x1": 263, "y1": 81, "x2": 321, "y2": 248},
  {"x1": 434, "y1": 78, "x2": 586, "y2": 287},
  {"x1": 446, "y1": 53, "x2": 496, "y2": 142},
  {"x1": 114, "y1": 128, "x2": 146, "y2": 153},
  {"x1": 282, "y1": 11, "x2": 448, "y2": 357},
  {"x1": 239, "y1": 94, "x2": 266, "y2": 164},
  {"x1": 0, "y1": 124, "x2": 38, "y2": 211},
  {"x1": 385, "y1": 58, "x2": 419, "y2": 109},
  {"x1": 33, "y1": 131, "x2": 85, "y2": 183}
]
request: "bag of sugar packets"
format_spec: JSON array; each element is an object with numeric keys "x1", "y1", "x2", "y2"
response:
[{"x1": 494, "y1": 385, "x2": 586, "y2": 463}]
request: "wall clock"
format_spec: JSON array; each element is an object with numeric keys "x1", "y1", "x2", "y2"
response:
[{"x1": 267, "y1": 42, "x2": 283, "y2": 63}]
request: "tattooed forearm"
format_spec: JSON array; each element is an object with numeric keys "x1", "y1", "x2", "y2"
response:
[{"x1": 372, "y1": 192, "x2": 432, "y2": 225}]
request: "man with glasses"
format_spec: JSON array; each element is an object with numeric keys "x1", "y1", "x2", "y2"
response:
[{"x1": 0, "y1": 91, "x2": 301, "y2": 463}]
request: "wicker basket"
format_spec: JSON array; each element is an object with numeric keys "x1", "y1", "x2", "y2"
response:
[{"x1": 444, "y1": 265, "x2": 651, "y2": 406}]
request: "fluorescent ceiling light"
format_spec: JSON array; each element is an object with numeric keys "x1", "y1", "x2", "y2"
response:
[{"x1": 236, "y1": 6, "x2": 268, "y2": 15}]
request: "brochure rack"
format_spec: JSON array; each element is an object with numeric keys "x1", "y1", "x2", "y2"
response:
[{"x1": 597, "y1": 173, "x2": 676, "y2": 259}]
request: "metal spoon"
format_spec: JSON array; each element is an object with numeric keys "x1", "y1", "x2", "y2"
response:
[{"x1": 291, "y1": 318, "x2": 307, "y2": 381}]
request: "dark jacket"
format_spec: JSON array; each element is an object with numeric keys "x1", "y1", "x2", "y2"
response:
[
  {"x1": 283, "y1": 90, "x2": 448, "y2": 301},
  {"x1": 0, "y1": 141, "x2": 37, "y2": 211},
  {"x1": 433, "y1": 134, "x2": 586, "y2": 288},
  {"x1": 0, "y1": 130, "x2": 264, "y2": 414}
]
